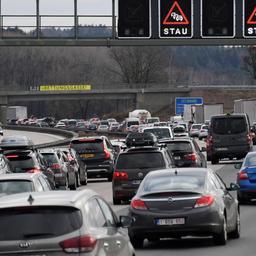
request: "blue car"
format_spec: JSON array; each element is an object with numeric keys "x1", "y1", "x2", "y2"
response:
[{"x1": 236, "y1": 152, "x2": 256, "y2": 204}]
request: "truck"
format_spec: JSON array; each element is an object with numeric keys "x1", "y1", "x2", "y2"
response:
[
  {"x1": 7, "y1": 106, "x2": 27, "y2": 120},
  {"x1": 192, "y1": 104, "x2": 224, "y2": 124},
  {"x1": 234, "y1": 99, "x2": 256, "y2": 125},
  {"x1": 128, "y1": 109, "x2": 151, "y2": 124}
]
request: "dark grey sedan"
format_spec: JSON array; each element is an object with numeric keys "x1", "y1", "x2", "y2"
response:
[{"x1": 128, "y1": 168, "x2": 240, "y2": 248}]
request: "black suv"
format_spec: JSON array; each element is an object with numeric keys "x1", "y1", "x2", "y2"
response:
[
  {"x1": 112, "y1": 133, "x2": 175, "y2": 205},
  {"x1": 70, "y1": 136, "x2": 116, "y2": 181}
]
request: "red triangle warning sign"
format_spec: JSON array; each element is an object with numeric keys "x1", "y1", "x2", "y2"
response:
[
  {"x1": 163, "y1": 1, "x2": 189, "y2": 25},
  {"x1": 247, "y1": 6, "x2": 256, "y2": 25}
]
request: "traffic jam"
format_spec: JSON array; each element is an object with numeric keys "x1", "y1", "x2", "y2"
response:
[{"x1": 0, "y1": 106, "x2": 255, "y2": 255}]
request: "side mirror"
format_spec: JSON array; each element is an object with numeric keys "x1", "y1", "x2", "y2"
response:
[
  {"x1": 227, "y1": 183, "x2": 240, "y2": 191},
  {"x1": 118, "y1": 216, "x2": 134, "y2": 228},
  {"x1": 201, "y1": 147, "x2": 206, "y2": 152},
  {"x1": 234, "y1": 163, "x2": 242, "y2": 169}
]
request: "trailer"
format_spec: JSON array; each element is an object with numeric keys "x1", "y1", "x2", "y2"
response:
[
  {"x1": 234, "y1": 99, "x2": 256, "y2": 125},
  {"x1": 7, "y1": 106, "x2": 27, "y2": 120}
]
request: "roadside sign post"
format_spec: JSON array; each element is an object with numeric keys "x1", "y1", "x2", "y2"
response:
[
  {"x1": 175, "y1": 97, "x2": 204, "y2": 116},
  {"x1": 243, "y1": 0, "x2": 256, "y2": 38}
]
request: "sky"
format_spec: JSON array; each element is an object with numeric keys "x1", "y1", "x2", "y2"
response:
[{"x1": 1, "y1": 0, "x2": 115, "y2": 27}]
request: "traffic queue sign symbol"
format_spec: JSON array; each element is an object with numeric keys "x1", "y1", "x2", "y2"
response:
[
  {"x1": 244, "y1": 0, "x2": 256, "y2": 38},
  {"x1": 159, "y1": 0, "x2": 193, "y2": 38}
]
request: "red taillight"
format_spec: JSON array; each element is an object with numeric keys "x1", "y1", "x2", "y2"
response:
[
  {"x1": 51, "y1": 163, "x2": 61, "y2": 169},
  {"x1": 185, "y1": 153, "x2": 197, "y2": 161},
  {"x1": 194, "y1": 195, "x2": 214, "y2": 208},
  {"x1": 6, "y1": 155, "x2": 19, "y2": 159},
  {"x1": 131, "y1": 199, "x2": 148, "y2": 210},
  {"x1": 26, "y1": 168, "x2": 41, "y2": 173},
  {"x1": 113, "y1": 171, "x2": 128, "y2": 180},
  {"x1": 60, "y1": 235, "x2": 97, "y2": 253},
  {"x1": 238, "y1": 170, "x2": 248, "y2": 180}
]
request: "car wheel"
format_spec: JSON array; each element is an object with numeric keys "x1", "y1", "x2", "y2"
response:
[
  {"x1": 213, "y1": 217, "x2": 227, "y2": 245},
  {"x1": 108, "y1": 173, "x2": 113, "y2": 182},
  {"x1": 113, "y1": 196, "x2": 122, "y2": 205},
  {"x1": 80, "y1": 171, "x2": 88, "y2": 186},
  {"x1": 228, "y1": 210, "x2": 240, "y2": 239},
  {"x1": 130, "y1": 236, "x2": 144, "y2": 248},
  {"x1": 237, "y1": 193, "x2": 247, "y2": 205}
]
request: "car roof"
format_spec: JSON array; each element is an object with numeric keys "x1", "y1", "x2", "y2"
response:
[
  {"x1": 123, "y1": 146, "x2": 164, "y2": 153},
  {"x1": 0, "y1": 190, "x2": 98, "y2": 209},
  {"x1": 39, "y1": 148, "x2": 57, "y2": 153},
  {"x1": 143, "y1": 126, "x2": 170, "y2": 130},
  {"x1": 0, "y1": 173, "x2": 41, "y2": 181},
  {"x1": 71, "y1": 136, "x2": 105, "y2": 142}
]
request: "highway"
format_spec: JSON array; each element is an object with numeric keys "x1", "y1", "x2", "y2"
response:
[{"x1": 5, "y1": 130, "x2": 256, "y2": 256}]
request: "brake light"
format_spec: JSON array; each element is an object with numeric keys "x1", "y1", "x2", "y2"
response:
[
  {"x1": 26, "y1": 168, "x2": 41, "y2": 173},
  {"x1": 51, "y1": 163, "x2": 61, "y2": 169},
  {"x1": 238, "y1": 170, "x2": 248, "y2": 180},
  {"x1": 113, "y1": 171, "x2": 128, "y2": 180},
  {"x1": 194, "y1": 195, "x2": 214, "y2": 208},
  {"x1": 131, "y1": 199, "x2": 148, "y2": 210},
  {"x1": 6, "y1": 155, "x2": 19, "y2": 158},
  {"x1": 60, "y1": 235, "x2": 97, "y2": 253},
  {"x1": 185, "y1": 153, "x2": 197, "y2": 161}
]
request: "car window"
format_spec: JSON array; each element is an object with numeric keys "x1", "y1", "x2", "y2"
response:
[
  {"x1": 0, "y1": 180, "x2": 33, "y2": 195},
  {"x1": 85, "y1": 198, "x2": 106, "y2": 228},
  {"x1": 192, "y1": 140, "x2": 201, "y2": 152},
  {"x1": 7, "y1": 155, "x2": 38, "y2": 172},
  {"x1": 144, "y1": 128, "x2": 171, "y2": 139},
  {"x1": 38, "y1": 176, "x2": 51, "y2": 191},
  {"x1": 212, "y1": 117, "x2": 247, "y2": 134},
  {"x1": 41, "y1": 153, "x2": 59, "y2": 165},
  {"x1": 166, "y1": 142, "x2": 193, "y2": 153},
  {"x1": 213, "y1": 173, "x2": 227, "y2": 190},
  {"x1": 97, "y1": 198, "x2": 116, "y2": 227},
  {"x1": 116, "y1": 152, "x2": 165, "y2": 169}
]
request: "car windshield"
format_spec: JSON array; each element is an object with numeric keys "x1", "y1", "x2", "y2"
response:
[
  {"x1": 116, "y1": 152, "x2": 165, "y2": 169},
  {"x1": 0, "y1": 180, "x2": 33, "y2": 195},
  {"x1": 166, "y1": 142, "x2": 193, "y2": 153},
  {"x1": 0, "y1": 206, "x2": 82, "y2": 241},
  {"x1": 212, "y1": 117, "x2": 246, "y2": 134},
  {"x1": 144, "y1": 128, "x2": 171, "y2": 139},
  {"x1": 142, "y1": 175, "x2": 205, "y2": 192},
  {"x1": 41, "y1": 153, "x2": 59, "y2": 165}
]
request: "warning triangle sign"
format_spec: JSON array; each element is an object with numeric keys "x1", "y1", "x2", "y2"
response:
[
  {"x1": 247, "y1": 6, "x2": 256, "y2": 25},
  {"x1": 163, "y1": 1, "x2": 189, "y2": 25}
]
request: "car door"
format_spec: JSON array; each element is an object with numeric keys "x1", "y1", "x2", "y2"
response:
[{"x1": 193, "y1": 140, "x2": 206, "y2": 167}]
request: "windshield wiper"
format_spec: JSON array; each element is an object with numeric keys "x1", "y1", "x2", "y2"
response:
[{"x1": 23, "y1": 232, "x2": 54, "y2": 239}]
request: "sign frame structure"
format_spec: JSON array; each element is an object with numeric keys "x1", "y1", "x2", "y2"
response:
[
  {"x1": 243, "y1": 0, "x2": 256, "y2": 38},
  {"x1": 158, "y1": 0, "x2": 193, "y2": 39},
  {"x1": 200, "y1": 0, "x2": 236, "y2": 39},
  {"x1": 175, "y1": 97, "x2": 204, "y2": 116},
  {"x1": 117, "y1": 0, "x2": 152, "y2": 39}
]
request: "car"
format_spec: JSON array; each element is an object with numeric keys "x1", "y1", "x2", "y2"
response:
[
  {"x1": 97, "y1": 124, "x2": 109, "y2": 132},
  {"x1": 39, "y1": 148, "x2": 77, "y2": 190},
  {"x1": 198, "y1": 124, "x2": 209, "y2": 140},
  {"x1": 206, "y1": 113, "x2": 253, "y2": 164},
  {"x1": 235, "y1": 151, "x2": 256, "y2": 203},
  {"x1": 111, "y1": 139, "x2": 126, "y2": 154},
  {"x1": 0, "y1": 190, "x2": 135, "y2": 255},
  {"x1": 189, "y1": 124, "x2": 203, "y2": 137},
  {"x1": 59, "y1": 147, "x2": 88, "y2": 186},
  {"x1": 4, "y1": 149, "x2": 55, "y2": 189},
  {"x1": 128, "y1": 168, "x2": 240, "y2": 248},
  {"x1": 0, "y1": 173, "x2": 53, "y2": 195},
  {"x1": 109, "y1": 122, "x2": 120, "y2": 132},
  {"x1": 142, "y1": 126, "x2": 174, "y2": 140},
  {"x1": 0, "y1": 135, "x2": 34, "y2": 150},
  {"x1": 70, "y1": 136, "x2": 116, "y2": 181},
  {"x1": 112, "y1": 133, "x2": 175, "y2": 205},
  {"x1": 153, "y1": 122, "x2": 168, "y2": 127},
  {"x1": 172, "y1": 125, "x2": 189, "y2": 137},
  {"x1": 161, "y1": 138, "x2": 207, "y2": 168}
]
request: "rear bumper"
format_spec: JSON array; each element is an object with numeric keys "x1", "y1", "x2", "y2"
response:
[
  {"x1": 238, "y1": 181, "x2": 256, "y2": 198},
  {"x1": 207, "y1": 145, "x2": 251, "y2": 158},
  {"x1": 86, "y1": 165, "x2": 113, "y2": 178},
  {"x1": 112, "y1": 184, "x2": 139, "y2": 200}
]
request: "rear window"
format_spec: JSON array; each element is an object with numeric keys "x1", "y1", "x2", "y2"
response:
[
  {"x1": 144, "y1": 128, "x2": 171, "y2": 139},
  {"x1": 191, "y1": 125, "x2": 201, "y2": 130},
  {"x1": 0, "y1": 180, "x2": 33, "y2": 195},
  {"x1": 7, "y1": 156, "x2": 38, "y2": 172},
  {"x1": 173, "y1": 126, "x2": 185, "y2": 133},
  {"x1": 127, "y1": 121, "x2": 139, "y2": 127},
  {"x1": 0, "y1": 206, "x2": 82, "y2": 241},
  {"x1": 116, "y1": 152, "x2": 165, "y2": 169},
  {"x1": 41, "y1": 153, "x2": 59, "y2": 165},
  {"x1": 212, "y1": 117, "x2": 247, "y2": 135},
  {"x1": 142, "y1": 175, "x2": 205, "y2": 192},
  {"x1": 71, "y1": 140, "x2": 103, "y2": 152},
  {"x1": 166, "y1": 142, "x2": 193, "y2": 153}
]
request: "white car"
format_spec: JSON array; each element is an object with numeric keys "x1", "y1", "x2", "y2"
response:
[
  {"x1": 189, "y1": 124, "x2": 203, "y2": 137},
  {"x1": 142, "y1": 126, "x2": 174, "y2": 139},
  {"x1": 198, "y1": 125, "x2": 209, "y2": 140},
  {"x1": 97, "y1": 124, "x2": 109, "y2": 132},
  {"x1": 172, "y1": 125, "x2": 189, "y2": 137}
]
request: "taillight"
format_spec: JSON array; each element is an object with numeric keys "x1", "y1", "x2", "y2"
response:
[
  {"x1": 185, "y1": 153, "x2": 197, "y2": 161},
  {"x1": 131, "y1": 199, "x2": 148, "y2": 210},
  {"x1": 238, "y1": 170, "x2": 248, "y2": 180},
  {"x1": 194, "y1": 195, "x2": 214, "y2": 208},
  {"x1": 113, "y1": 171, "x2": 128, "y2": 180},
  {"x1": 59, "y1": 235, "x2": 97, "y2": 253},
  {"x1": 51, "y1": 163, "x2": 61, "y2": 169},
  {"x1": 104, "y1": 148, "x2": 111, "y2": 160},
  {"x1": 26, "y1": 168, "x2": 41, "y2": 173},
  {"x1": 6, "y1": 155, "x2": 19, "y2": 159}
]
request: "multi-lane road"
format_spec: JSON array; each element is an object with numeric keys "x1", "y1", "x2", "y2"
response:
[{"x1": 5, "y1": 130, "x2": 256, "y2": 256}]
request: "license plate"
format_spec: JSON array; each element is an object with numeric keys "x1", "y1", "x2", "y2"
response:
[
  {"x1": 132, "y1": 180, "x2": 141, "y2": 185},
  {"x1": 80, "y1": 153, "x2": 95, "y2": 158},
  {"x1": 156, "y1": 218, "x2": 185, "y2": 226},
  {"x1": 174, "y1": 156, "x2": 181, "y2": 160},
  {"x1": 216, "y1": 148, "x2": 228, "y2": 151}
]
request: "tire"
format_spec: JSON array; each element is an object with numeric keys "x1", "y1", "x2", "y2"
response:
[
  {"x1": 211, "y1": 156, "x2": 219, "y2": 165},
  {"x1": 213, "y1": 217, "x2": 227, "y2": 246},
  {"x1": 229, "y1": 210, "x2": 240, "y2": 239},
  {"x1": 108, "y1": 173, "x2": 113, "y2": 182},
  {"x1": 69, "y1": 175, "x2": 77, "y2": 191},
  {"x1": 130, "y1": 236, "x2": 144, "y2": 249},
  {"x1": 237, "y1": 193, "x2": 247, "y2": 205},
  {"x1": 113, "y1": 196, "x2": 122, "y2": 205},
  {"x1": 80, "y1": 171, "x2": 88, "y2": 186}
]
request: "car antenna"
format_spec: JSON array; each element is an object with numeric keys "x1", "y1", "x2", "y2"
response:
[{"x1": 27, "y1": 195, "x2": 34, "y2": 205}]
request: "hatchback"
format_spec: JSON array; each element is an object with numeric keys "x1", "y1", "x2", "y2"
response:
[
  {"x1": 0, "y1": 190, "x2": 135, "y2": 256},
  {"x1": 189, "y1": 124, "x2": 203, "y2": 137},
  {"x1": 128, "y1": 168, "x2": 240, "y2": 248}
]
